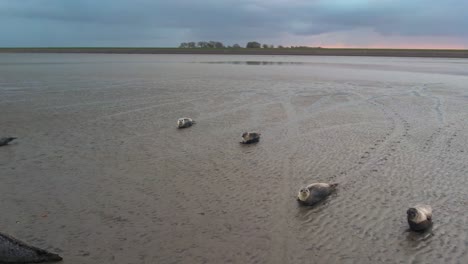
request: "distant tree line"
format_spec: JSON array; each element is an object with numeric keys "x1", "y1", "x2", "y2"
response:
[
  {"x1": 179, "y1": 41, "x2": 225, "y2": 48},
  {"x1": 179, "y1": 41, "x2": 322, "y2": 49}
]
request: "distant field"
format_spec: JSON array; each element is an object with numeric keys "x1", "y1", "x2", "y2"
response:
[{"x1": 1, "y1": 47, "x2": 468, "y2": 58}]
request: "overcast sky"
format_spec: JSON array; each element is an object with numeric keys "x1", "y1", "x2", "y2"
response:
[{"x1": 1, "y1": 0, "x2": 468, "y2": 48}]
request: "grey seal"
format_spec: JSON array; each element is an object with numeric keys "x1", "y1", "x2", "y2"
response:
[
  {"x1": 407, "y1": 204, "x2": 433, "y2": 232},
  {"x1": 240, "y1": 132, "x2": 261, "y2": 144},
  {"x1": 0, "y1": 232, "x2": 63, "y2": 263},
  {"x1": 177, "y1": 118, "x2": 195, "y2": 129},
  {"x1": 0, "y1": 137, "x2": 16, "y2": 147},
  {"x1": 297, "y1": 183, "x2": 338, "y2": 206}
]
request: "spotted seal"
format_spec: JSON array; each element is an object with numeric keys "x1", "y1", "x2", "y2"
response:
[
  {"x1": 407, "y1": 204, "x2": 433, "y2": 232},
  {"x1": 177, "y1": 118, "x2": 195, "y2": 129},
  {"x1": 240, "y1": 132, "x2": 261, "y2": 144},
  {"x1": 297, "y1": 183, "x2": 338, "y2": 206}
]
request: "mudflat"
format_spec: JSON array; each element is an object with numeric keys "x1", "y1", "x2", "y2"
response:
[
  {"x1": 2, "y1": 47, "x2": 468, "y2": 58},
  {"x1": 0, "y1": 54, "x2": 467, "y2": 263}
]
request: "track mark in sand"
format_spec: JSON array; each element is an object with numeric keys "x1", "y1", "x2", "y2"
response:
[
  {"x1": 84, "y1": 92, "x2": 219, "y2": 123},
  {"x1": 423, "y1": 120, "x2": 466, "y2": 155},
  {"x1": 267, "y1": 97, "x2": 301, "y2": 263},
  {"x1": 394, "y1": 112, "x2": 410, "y2": 138},
  {"x1": 421, "y1": 84, "x2": 445, "y2": 124},
  {"x1": 336, "y1": 98, "x2": 406, "y2": 181},
  {"x1": 433, "y1": 96, "x2": 444, "y2": 124},
  {"x1": 447, "y1": 129, "x2": 457, "y2": 149},
  {"x1": 443, "y1": 122, "x2": 465, "y2": 153},
  {"x1": 423, "y1": 127, "x2": 443, "y2": 152}
]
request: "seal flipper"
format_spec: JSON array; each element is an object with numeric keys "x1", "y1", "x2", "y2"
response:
[
  {"x1": 0, "y1": 232, "x2": 63, "y2": 263},
  {"x1": 0, "y1": 137, "x2": 17, "y2": 146}
]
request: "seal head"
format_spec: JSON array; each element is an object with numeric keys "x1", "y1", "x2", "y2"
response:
[
  {"x1": 407, "y1": 205, "x2": 433, "y2": 232},
  {"x1": 297, "y1": 187, "x2": 310, "y2": 202}
]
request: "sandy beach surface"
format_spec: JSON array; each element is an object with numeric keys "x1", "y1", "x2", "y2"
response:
[{"x1": 1, "y1": 54, "x2": 467, "y2": 263}]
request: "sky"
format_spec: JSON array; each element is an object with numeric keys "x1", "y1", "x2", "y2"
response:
[{"x1": 1, "y1": 0, "x2": 468, "y2": 49}]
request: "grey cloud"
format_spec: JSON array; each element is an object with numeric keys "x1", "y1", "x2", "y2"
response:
[{"x1": 0, "y1": 0, "x2": 468, "y2": 47}]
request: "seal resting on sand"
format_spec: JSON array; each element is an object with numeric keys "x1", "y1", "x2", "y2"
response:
[
  {"x1": 240, "y1": 132, "x2": 261, "y2": 144},
  {"x1": 0, "y1": 232, "x2": 63, "y2": 263},
  {"x1": 177, "y1": 118, "x2": 195, "y2": 129},
  {"x1": 407, "y1": 205, "x2": 433, "y2": 232},
  {"x1": 297, "y1": 183, "x2": 338, "y2": 206},
  {"x1": 0, "y1": 137, "x2": 16, "y2": 147}
]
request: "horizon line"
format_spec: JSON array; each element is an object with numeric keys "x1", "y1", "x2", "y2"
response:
[{"x1": 1, "y1": 46, "x2": 468, "y2": 51}]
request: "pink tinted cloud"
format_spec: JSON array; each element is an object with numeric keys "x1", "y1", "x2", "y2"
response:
[{"x1": 280, "y1": 28, "x2": 468, "y2": 49}]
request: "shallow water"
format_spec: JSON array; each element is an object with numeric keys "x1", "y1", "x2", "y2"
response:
[{"x1": 0, "y1": 54, "x2": 467, "y2": 264}]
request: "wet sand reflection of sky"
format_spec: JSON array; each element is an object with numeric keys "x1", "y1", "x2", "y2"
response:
[{"x1": 199, "y1": 61, "x2": 308, "y2": 66}]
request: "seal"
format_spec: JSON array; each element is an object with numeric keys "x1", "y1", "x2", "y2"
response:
[
  {"x1": 0, "y1": 232, "x2": 63, "y2": 263},
  {"x1": 407, "y1": 204, "x2": 433, "y2": 232},
  {"x1": 0, "y1": 137, "x2": 16, "y2": 147},
  {"x1": 240, "y1": 132, "x2": 261, "y2": 144},
  {"x1": 297, "y1": 182, "x2": 338, "y2": 206},
  {"x1": 177, "y1": 118, "x2": 195, "y2": 129}
]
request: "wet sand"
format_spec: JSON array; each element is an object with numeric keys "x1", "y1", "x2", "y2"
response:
[
  {"x1": 2, "y1": 47, "x2": 468, "y2": 58},
  {"x1": 0, "y1": 54, "x2": 467, "y2": 263}
]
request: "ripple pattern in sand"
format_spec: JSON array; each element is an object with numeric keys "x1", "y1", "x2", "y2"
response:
[{"x1": 1, "y1": 54, "x2": 467, "y2": 264}]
